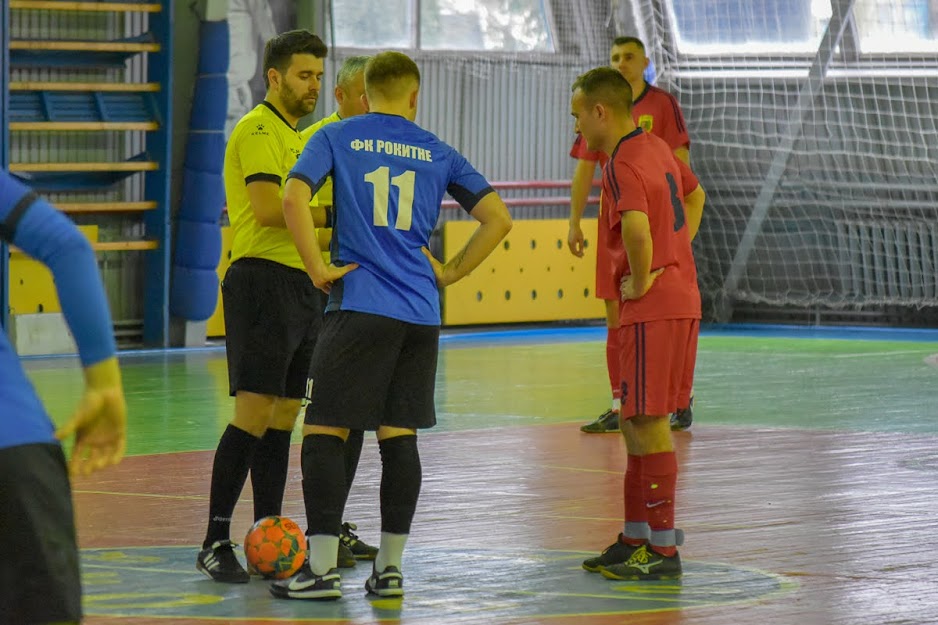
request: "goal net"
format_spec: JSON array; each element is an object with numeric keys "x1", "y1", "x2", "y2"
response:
[{"x1": 636, "y1": 0, "x2": 938, "y2": 321}]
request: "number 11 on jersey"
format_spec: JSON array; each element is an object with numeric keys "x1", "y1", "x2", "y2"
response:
[{"x1": 365, "y1": 166, "x2": 415, "y2": 231}]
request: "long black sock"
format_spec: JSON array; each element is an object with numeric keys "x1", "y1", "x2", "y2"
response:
[
  {"x1": 378, "y1": 435, "x2": 422, "y2": 534},
  {"x1": 250, "y1": 428, "x2": 293, "y2": 521},
  {"x1": 204, "y1": 425, "x2": 260, "y2": 549},
  {"x1": 344, "y1": 429, "x2": 365, "y2": 497},
  {"x1": 301, "y1": 434, "x2": 348, "y2": 536}
]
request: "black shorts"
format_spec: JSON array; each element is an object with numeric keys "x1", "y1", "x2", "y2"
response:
[
  {"x1": 305, "y1": 310, "x2": 439, "y2": 431},
  {"x1": 223, "y1": 258, "x2": 325, "y2": 399},
  {"x1": 0, "y1": 443, "x2": 81, "y2": 625}
]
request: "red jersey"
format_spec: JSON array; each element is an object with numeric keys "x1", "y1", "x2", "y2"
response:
[
  {"x1": 601, "y1": 129, "x2": 701, "y2": 324},
  {"x1": 569, "y1": 83, "x2": 690, "y2": 164}
]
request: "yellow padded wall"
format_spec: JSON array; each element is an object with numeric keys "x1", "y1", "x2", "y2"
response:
[
  {"x1": 9, "y1": 225, "x2": 99, "y2": 314},
  {"x1": 206, "y1": 225, "x2": 234, "y2": 338},
  {"x1": 442, "y1": 218, "x2": 604, "y2": 326}
]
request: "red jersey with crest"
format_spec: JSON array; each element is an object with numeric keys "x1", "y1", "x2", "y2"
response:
[
  {"x1": 601, "y1": 129, "x2": 700, "y2": 324},
  {"x1": 569, "y1": 83, "x2": 690, "y2": 164}
]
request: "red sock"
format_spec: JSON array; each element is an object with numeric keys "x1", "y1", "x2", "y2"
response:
[
  {"x1": 606, "y1": 328, "x2": 621, "y2": 402},
  {"x1": 642, "y1": 451, "x2": 678, "y2": 556},
  {"x1": 624, "y1": 454, "x2": 646, "y2": 525}
]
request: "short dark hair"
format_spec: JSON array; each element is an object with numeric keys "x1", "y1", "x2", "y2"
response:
[
  {"x1": 263, "y1": 30, "x2": 328, "y2": 88},
  {"x1": 612, "y1": 36, "x2": 646, "y2": 52},
  {"x1": 572, "y1": 67, "x2": 632, "y2": 113},
  {"x1": 364, "y1": 51, "x2": 421, "y2": 101}
]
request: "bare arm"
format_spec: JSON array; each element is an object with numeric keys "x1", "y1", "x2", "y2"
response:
[
  {"x1": 250, "y1": 180, "x2": 330, "y2": 229},
  {"x1": 683, "y1": 184, "x2": 706, "y2": 241},
  {"x1": 567, "y1": 159, "x2": 597, "y2": 257},
  {"x1": 282, "y1": 177, "x2": 355, "y2": 292},
  {"x1": 422, "y1": 191, "x2": 512, "y2": 287},
  {"x1": 620, "y1": 210, "x2": 661, "y2": 301},
  {"x1": 247, "y1": 180, "x2": 287, "y2": 228}
]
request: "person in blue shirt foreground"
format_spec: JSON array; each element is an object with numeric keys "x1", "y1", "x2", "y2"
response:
[{"x1": 0, "y1": 169, "x2": 127, "y2": 624}]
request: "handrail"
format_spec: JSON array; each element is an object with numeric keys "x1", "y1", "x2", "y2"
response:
[
  {"x1": 11, "y1": 121, "x2": 159, "y2": 131},
  {"x1": 93, "y1": 240, "x2": 159, "y2": 251},
  {"x1": 10, "y1": 81, "x2": 161, "y2": 91},
  {"x1": 442, "y1": 196, "x2": 600, "y2": 209},
  {"x1": 10, "y1": 0, "x2": 162, "y2": 11},
  {"x1": 9, "y1": 161, "x2": 158, "y2": 172},
  {"x1": 11, "y1": 239, "x2": 159, "y2": 254},
  {"x1": 9, "y1": 40, "x2": 160, "y2": 52},
  {"x1": 489, "y1": 179, "x2": 602, "y2": 190},
  {"x1": 55, "y1": 201, "x2": 157, "y2": 213}
]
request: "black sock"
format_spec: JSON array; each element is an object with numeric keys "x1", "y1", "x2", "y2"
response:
[
  {"x1": 250, "y1": 428, "x2": 293, "y2": 521},
  {"x1": 204, "y1": 425, "x2": 260, "y2": 549},
  {"x1": 344, "y1": 429, "x2": 365, "y2": 496},
  {"x1": 378, "y1": 435, "x2": 422, "y2": 534},
  {"x1": 301, "y1": 434, "x2": 348, "y2": 536}
]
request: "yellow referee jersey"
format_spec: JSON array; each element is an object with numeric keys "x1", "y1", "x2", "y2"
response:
[
  {"x1": 224, "y1": 102, "x2": 305, "y2": 270},
  {"x1": 300, "y1": 111, "x2": 341, "y2": 207}
]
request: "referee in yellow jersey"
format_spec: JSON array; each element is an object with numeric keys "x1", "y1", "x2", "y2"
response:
[{"x1": 196, "y1": 31, "x2": 371, "y2": 583}]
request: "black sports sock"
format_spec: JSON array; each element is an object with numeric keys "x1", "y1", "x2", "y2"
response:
[
  {"x1": 378, "y1": 435, "x2": 422, "y2": 534},
  {"x1": 344, "y1": 429, "x2": 365, "y2": 496},
  {"x1": 204, "y1": 425, "x2": 260, "y2": 549},
  {"x1": 301, "y1": 434, "x2": 348, "y2": 536},
  {"x1": 250, "y1": 428, "x2": 293, "y2": 521}
]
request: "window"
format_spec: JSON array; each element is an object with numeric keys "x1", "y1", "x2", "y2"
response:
[
  {"x1": 853, "y1": 0, "x2": 938, "y2": 52},
  {"x1": 665, "y1": 0, "x2": 833, "y2": 54},
  {"x1": 333, "y1": 0, "x2": 414, "y2": 49},
  {"x1": 332, "y1": 0, "x2": 555, "y2": 52}
]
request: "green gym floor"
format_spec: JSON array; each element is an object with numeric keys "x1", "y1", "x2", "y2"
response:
[{"x1": 24, "y1": 325, "x2": 938, "y2": 625}]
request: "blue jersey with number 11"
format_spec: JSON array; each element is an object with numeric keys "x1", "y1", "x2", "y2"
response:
[{"x1": 290, "y1": 113, "x2": 493, "y2": 325}]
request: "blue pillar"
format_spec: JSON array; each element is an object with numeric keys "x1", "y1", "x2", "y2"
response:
[
  {"x1": 1, "y1": 0, "x2": 10, "y2": 330},
  {"x1": 142, "y1": 0, "x2": 174, "y2": 346}
]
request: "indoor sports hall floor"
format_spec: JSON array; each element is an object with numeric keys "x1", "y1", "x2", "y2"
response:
[{"x1": 25, "y1": 324, "x2": 938, "y2": 625}]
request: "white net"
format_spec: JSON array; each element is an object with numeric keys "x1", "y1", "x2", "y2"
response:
[{"x1": 634, "y1": 0, "x2": 938, "y2": 320}]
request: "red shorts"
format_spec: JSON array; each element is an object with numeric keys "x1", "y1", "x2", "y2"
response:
[
  {"x1": 618, "y1": 318, "x2": 699, "y2": 418},
  {"x1": 594, "y1": 217, "x2": 618, "y2": 300}
]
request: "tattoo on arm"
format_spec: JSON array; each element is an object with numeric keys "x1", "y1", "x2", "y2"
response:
[{"x1": 451, "y1": 247, "x2": 469, "y2": 271}]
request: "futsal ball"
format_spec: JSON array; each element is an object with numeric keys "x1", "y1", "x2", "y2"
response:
[{"x1": 243, "y1": 515, "x2": 307, "y2": 579}]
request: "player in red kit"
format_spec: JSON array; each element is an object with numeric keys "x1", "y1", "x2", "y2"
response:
[
  {"x1": 571, "y1": 67, "x2": 705, "y2": 579},
  {"x1": 568, "y1": 36, "x2": 695, "y2": 434}
]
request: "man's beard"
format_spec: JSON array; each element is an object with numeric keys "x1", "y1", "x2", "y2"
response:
[{"x1": 281, "y1": 85, "x2": 317, "y2": 119}]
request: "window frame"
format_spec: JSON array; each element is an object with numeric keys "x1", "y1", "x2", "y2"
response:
[
  {"x1": 329, "y1": 0, "x2": 559, "y2": 55},
  {"x1": 659, "y1": 0, "x2": 938, "y2": 61}
]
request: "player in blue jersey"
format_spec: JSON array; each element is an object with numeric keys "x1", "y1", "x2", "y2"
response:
[
  {"x1": 0, "y1": 170, "x2": 127, "y2": 624},
  {"x1": 269, "y1": 51, "x2": 512, "y2": 601}
]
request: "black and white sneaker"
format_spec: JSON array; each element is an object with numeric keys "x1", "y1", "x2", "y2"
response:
[
  {"x1": 269, "y1": 563, "x2": 342, "y2": 600},
  {"x1": 340, "y1": 522, "x2": 378, "y2": 560},
  {"x1": 196, "y1": 539, "x2": 249, "y2": 583},
  {"x1": 365, "y1": 565, "x2": 404, "y2": 597}
]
